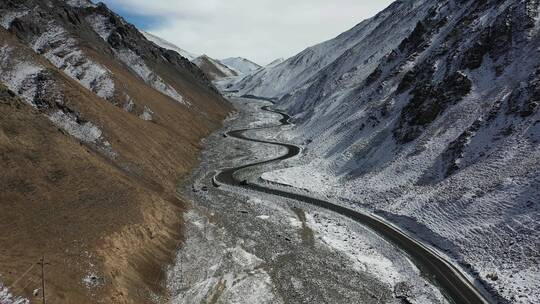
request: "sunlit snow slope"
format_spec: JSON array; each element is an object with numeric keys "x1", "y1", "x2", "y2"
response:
[{"x1": 221, "y1": 57, "x2": 261, "y2": 74}]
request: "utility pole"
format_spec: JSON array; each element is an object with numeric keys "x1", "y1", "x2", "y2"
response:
[{"x1": 38, "y1": 256, "x2": 50, "y2": 304}]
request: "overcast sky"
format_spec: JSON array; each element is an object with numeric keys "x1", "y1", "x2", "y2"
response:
[{"x1": 99, "y1": 0, "x2": 394, "y2": 65}]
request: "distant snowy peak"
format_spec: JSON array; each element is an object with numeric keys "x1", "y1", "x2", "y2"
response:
[
  {"x1": 141, "y1": 31, "x2": 199, "y2": 61},
  {"x1": 266, "y1": 58, "x2": 284, "y2": 67},
  {"x1": 220, "y1": 57, "x2": 261, "y2": 74},
  {"x1": 193, "y1": 55, "x2": 239, "y2": 80}
]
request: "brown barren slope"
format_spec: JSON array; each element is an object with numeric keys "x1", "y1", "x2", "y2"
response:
[{"x1": 0, "y1": 6, "x2": 231, "y2": 303}]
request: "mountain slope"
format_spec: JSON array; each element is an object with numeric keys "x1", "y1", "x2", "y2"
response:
[
  {"x1": 230, "y1": 0, "x2": 426, "y2": 98},
  {"x1": 266, "y1": 57, "x2": 285, "y2": 68},
  {"x1": 141, "y1": 30, "x2": 199, "y2": 61},
  {"x1": 220, "y1": 57, "x2": 261, "y2": 74},
  {"x1": 0, "y1": 0, "x2": 231, "y2": 303},
  {"x1": 247, "y1": 0, "x2": 540, "y2": 303},
  {"x1": 193, "y1": 55, "x2": 239, "y2": 80}
]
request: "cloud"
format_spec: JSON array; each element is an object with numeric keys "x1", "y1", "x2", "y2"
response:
[{"x1": 99, "y1": 0, "x2": 394, "y2": 65}]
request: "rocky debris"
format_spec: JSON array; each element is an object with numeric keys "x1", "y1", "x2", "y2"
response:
[
  {"x1": 486, "y1": 273, "x2": 499, "y2": 282},
  {"x1": 0, "y1": 86, "x2": 16, "y2": 102},
  {"x1": 507, "y1": 68, "x2": 540, "y2": 118},
  {"x1": 138, "y1": 105, "x2": 153, "y2": 121},
  {"x1": 123, "y1": 95, "x2": 135, "y2": 112},
  {"x1": 438, "y1": 119, "x2": 483, "y2": 180},
  {"x1": 83, "y1": 273, "x2": 105, "y2": 289}
]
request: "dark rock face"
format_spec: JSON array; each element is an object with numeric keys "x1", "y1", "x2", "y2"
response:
[
  {"x1": 394, "y1": 71, "x2": 472, "y2": 143},
  {"x1": 441, "y1": 120, "x2": 482, "y2": 178},
  {"x1": 396, "y1": 63, "x2": 435, "y2": 94},
  {"x1": 506, "y1": 68, "x2": 540, "y2": 118}
]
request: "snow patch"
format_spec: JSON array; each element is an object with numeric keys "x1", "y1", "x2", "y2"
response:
[
  {"x1": 32, "y1": 24, "x2": 115, "y2": 100},
  {"x1": 138, "y1": 105, "x2": 153, "y2": 121},
  {"x1": 48, "y1": 110, "x2": 118, "y2": 159},
  {"x1": 0, "y1": 45, "x2": 44, "y2": 106},
  {"x1": 86, "y1": 14, "x2": 113, "y2": 41},
  {"x1": 229, "y1": 246, "x2": 263, "y2": 269},
  {"x1": 307, "y1": 213, "x2": 400, "y2": 286},
  {"x1": 0, "y1": 10, "x2": 29, "y2": 29},
  {"x1": 0, "y1": 282, "x2": 29, "y2": 304},
  {"x1": 48, "y1": 110, "x2": 103, "y2": 143},
  {"x1": 116, "y1": 49, "x2": 189, "y2": 105},
  {"x1": 82, "y1": 273, "x2": 104, "y2": 289},
  {"x1": 167, "y1": 210, "x2": 282, "y2": 304}
]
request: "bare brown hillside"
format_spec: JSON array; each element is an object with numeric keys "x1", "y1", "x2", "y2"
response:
[{"x1": 0, "y1": 1, "x2": 232, "y2": 303}]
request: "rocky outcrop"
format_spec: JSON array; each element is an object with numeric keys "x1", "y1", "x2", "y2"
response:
[{"x1": 394, "y1": 71, "x2": 472, "y2": 143}]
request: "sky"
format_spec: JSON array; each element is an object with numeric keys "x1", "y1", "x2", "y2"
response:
[{"x1": 99, "y1": 0, "x2": 394, "y2": 65}]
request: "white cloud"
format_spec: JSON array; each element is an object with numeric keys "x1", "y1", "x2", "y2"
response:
[{"x1": 100, "y1": 0, "x2": 394, "y2": 65}]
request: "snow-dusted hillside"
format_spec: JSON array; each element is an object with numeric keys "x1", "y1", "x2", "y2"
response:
[
  {"x1": 220, "y1": 57, "x2": 261, "y2": 74},
  {"x1": 266, "y1": 58, "x2": 284, "y2": 68},
  {"x1": 141, "y1": 31, "x2": 199, "y2": 61},
  {"x1": 229, "y1": 0, "x2": 428, "y2": 98},
  {"x1": 241, "y1": 0, "x2": 540, "y2": 303},
  {"x1": 193, "y1": 55, "x2": 239, "y2": 80}
]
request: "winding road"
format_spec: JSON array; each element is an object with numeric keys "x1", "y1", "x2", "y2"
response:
[{"x1": 213, "y1": 102, "x2": 491, "y2": 304}]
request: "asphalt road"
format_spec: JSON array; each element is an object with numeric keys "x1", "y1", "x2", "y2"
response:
[{"x1": 213, "y1": 103, "x2": 491, "y2": 304}]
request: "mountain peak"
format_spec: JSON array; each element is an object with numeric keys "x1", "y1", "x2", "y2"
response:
[
  {"x1": 220, "y1": 57, "x2": 261, "y2": 74},
  {"x1": 141, "y1": 31, "x2": 199, "y2": 61},
  {"x1": 193, "y1": 55, "x2": 239, "y2": 80}
]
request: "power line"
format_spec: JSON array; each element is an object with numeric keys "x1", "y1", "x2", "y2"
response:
[{"x1": 37, "y1": 256, "x2": 50, "y2": 304}]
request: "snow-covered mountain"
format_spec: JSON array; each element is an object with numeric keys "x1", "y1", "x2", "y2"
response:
[
  {"x1": 238, "y1": 1, "x2": 540, "y2": 303},
  {"x1": 141, "y1": 30, "x2": 199, "y2": 61},
  {"x1": 0, "y1": 0, "x2": 230, "y2": 303},
  {"x1": 266, "y1": 58, "x2": 284, "y2": 68},
  {"x1": 193, "y1": 55, "x2": 239, "y2": 80},
  {"x1": 220, "y1": 57, "x2": 261, "y2": 74}
]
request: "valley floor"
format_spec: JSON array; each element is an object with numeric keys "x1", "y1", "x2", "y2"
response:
[{"x1": 166, "y1": 98, "x2": 449, "y2": 304}]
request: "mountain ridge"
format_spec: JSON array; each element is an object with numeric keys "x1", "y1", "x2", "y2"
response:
[
  {"x1": 220, "y1": 57, "x2": 261, "y2": 74},
  {"x1": 193, "y1": 54, "x2": 239, "y2": 80},
  {"x1": 141, "y1": 30, "x2": 199, "y2": 61}
]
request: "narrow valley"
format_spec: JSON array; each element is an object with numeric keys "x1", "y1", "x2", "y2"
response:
[{"x1": 166, "y1": 97, "x2": 455, "y2": 304}]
